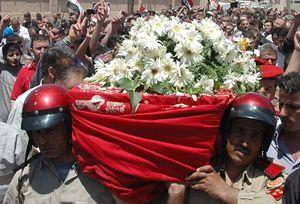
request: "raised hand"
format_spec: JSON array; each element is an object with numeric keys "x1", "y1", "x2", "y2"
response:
[
  {"x1": 94, "y1": 2, "x2": 108, "y2": 24},
  {"x1": 86, "y1": 26, "x2": 94, "y2": 40},
  {"x1": 0, "y1": 15, "x2": 11, "y2": 29},
  {"x1": 68, "y1": 13, "x2": 88, "y2": 42},
  {"x1": 38, "y1": 22, "x2": 47, "y2": 31},
  {"x1": 111, "y1": 11, "x2": 127, "y2": 33},
  {"x1": 120, "y1": 10, "x2": 128, "y2": 18}
]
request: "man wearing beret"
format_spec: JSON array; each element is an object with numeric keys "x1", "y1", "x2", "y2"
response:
[
  {"x1": 258, "y1": 64, "x2": 283, "y2": 113},
  {"x1": 259, "y1": 64, "x2": 283, "y2": 102}
]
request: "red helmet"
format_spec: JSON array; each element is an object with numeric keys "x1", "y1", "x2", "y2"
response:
[
  {"x1": 21, "y1": 84, "x2": 69, "y2": 132},
  {"x1": 229, "y1": 92, "x2": 276, "y2": 154}
]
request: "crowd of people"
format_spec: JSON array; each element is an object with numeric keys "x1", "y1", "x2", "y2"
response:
[{"x1": 0, "y1": 1, "x2": 300, "y2": 204}]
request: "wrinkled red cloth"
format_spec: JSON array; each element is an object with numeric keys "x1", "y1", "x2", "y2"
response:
[{"x1": 69, "y1": 84, "x2": 234, "y2": 203}]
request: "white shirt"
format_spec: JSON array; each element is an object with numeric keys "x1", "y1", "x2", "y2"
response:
[
  {"x1": 0, "y1": 122, "x2": 28, "y2": 203},
  {"x1": 7, "y1": 86, "x2": 39, "y2": 129}
]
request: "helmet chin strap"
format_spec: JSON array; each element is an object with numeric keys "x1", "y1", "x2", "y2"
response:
[{"x1": 219, "y1": 155, "x2": 226, "y2": 180}]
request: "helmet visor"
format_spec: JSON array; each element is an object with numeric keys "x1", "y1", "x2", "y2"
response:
[{"x1": 21, "y1": 113, "x2": 66, "y2": 132}]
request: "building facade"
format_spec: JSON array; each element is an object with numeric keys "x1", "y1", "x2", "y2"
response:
[{"x1": 0, "y1": 0, "x2": 204, "y2": 17}]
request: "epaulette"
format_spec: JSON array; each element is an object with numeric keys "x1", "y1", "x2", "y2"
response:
[{"x1": 256, "y1": 158, "x2": 285, "y2": 179}]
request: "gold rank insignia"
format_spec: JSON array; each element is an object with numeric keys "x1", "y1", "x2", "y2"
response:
[
  {"x1": 267, "y1": 177, "x2": 284, "y2": 189},
  {"x1": 267, "y1": 177, "x2": 285, "y2": 201}
]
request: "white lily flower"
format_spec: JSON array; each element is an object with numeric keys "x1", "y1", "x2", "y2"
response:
[
  {"x1": 197, "y1": 18, "x2": 222, "y2": 42},
  {"x1": 167, "y1": 19, "x2": 186, "y2": 42},
  {"x1": 148, "y1": 15, "x2": 169, "y2": 37},
  {"x1": 169, "y1": 62, "x2": 194, "y2": 88},
  {"x1": 86, "y1": 15, "x2": 260, "y2": 95},
  {"x1": 195, "y1": 75, "x2": 214, "y2": 93},
  {"x1": 161, "y1": 54, "x2": 176, "y2": 79},
  {"x1": 174, "y1": 41, "x2": 203, "y2": 65},
  {"x1": 145, "y1": 45, "x2": 167, "y2": 60},
  {"x1": 137, "y1": 32, "x2": 162, "y2": 51},
  {"x1": 141, "y1": 58, "x2": 164, "y2": 85},
  {"x1": 118, "y1": 39, "x2": 139, "y2": 60},
  {"x1": 107, "y1": 58, "x2": 133, "y2": 82}
]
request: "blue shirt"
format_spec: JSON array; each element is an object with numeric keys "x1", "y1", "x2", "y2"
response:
[{"x1": 267, "y1": 128, "x2": 300, "y2": 174}]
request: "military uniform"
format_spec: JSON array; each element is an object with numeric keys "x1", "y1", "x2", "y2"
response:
[
  {"x1": 188, "y1": 159, "x2": 287, "y2": 204},
  {"x1": 3, "y1": 155, "x2": 115, "y2": 204}
]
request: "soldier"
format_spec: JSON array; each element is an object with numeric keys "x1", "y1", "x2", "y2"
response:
[
  {"x1": 3, "y1": 84, "x2": 115, "y2": 204},
  {"x1": 259, "y1": 64, "x2": 283, "y2": 101},
  {"x1": 167, "y1": 93, "x2": 287, "y2": 204},
  {"x1": 258, "y1": 64, "x2": 283, "y2": 113}
]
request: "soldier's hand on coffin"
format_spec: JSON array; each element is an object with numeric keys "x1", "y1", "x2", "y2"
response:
[{"x1": 186, "y1": 165, "x2": 239, "y2": 204}]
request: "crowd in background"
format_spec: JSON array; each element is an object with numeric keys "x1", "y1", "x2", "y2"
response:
[{"x1": 1, "y1": 3, "x2": 298, "y2": 127}]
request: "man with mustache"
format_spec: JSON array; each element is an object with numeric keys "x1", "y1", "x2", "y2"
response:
[
  {"x1": 3, "y1": 85, "x2": 116, "y2": 203},
  {"x1": 167, "y1": 93, "x2": 286, "y2": 204},
  {"x1": 267, "y1": 72, "x2": 300, "y2": 174}
]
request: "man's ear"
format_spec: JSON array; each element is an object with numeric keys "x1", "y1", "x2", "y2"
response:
[{"x1": 48, "y1": 66, "x2": 56, "y2": 78}]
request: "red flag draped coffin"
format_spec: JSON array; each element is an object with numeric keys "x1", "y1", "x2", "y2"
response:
[{"x1": 68, "y1": 84, "x2": 234, "y2": 203}]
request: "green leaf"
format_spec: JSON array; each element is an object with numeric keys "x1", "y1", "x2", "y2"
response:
[
  {"x1": 116, "y1": 78, "x2": 135, "y2": 91},
  {"x1": 102, "y1": 81, "x2": 111, "y2": 87},
  {"x1": 128, "y1": 90, "x2": 142, "y2": 114}
]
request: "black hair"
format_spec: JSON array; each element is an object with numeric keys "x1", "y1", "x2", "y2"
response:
[
  {"x1": 272, "y1": 27, "x2": 289, "y2": 38},
  {"x1": 55, "y1": 63, "x2": 88, "y2": 85},
  {"x1": 264, "y1": 19, "x2": 273, "y2": 26},
  {"x1": 133, "y1": 13, "x2": 142, "y2": 18},
  {"x1": 36, "y1": 12, "x2": 42, "y2": 20},
  {"x1": 24, "y1": 12, "x2": 31, "y2": 18},
  {"x1": 251, "y1": 20, "x2": 263, "y2": 30},
  {"x1": 30, "y1": 34, "x2": 49, "y2": 48},
  {"x1": 30, "y1": 44, "x2": 76, "y2": 88},
  {"x1": 2, "y1": 43, "x2": 22, "y2": 61},
  {"x1": 277, "y1": 72, "x2": 300, "y2": 94},
  {"x1": 243, "y1": 27, "x2": 259, "y2": 39},
  {"x1": 6, "y1": 34, "x2": 23, "y2": 44},
  {"x1": 91, "y1": 45, "x2": 112, "y2": 60}
]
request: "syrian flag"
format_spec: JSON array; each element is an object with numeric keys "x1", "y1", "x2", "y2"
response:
[
  {"x1": 67, "y1": 0, "x2": 85, "y2": 15},
  {"x1": 182, "y1": 0, "x2": 193, "y2": 11}
]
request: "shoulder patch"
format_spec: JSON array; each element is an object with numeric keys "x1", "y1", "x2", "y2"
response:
[
  {"x1": 268, "y1": 186, "x2": 284, "y2": 201},
  {"x1": 256, "y1": 158, "x2": 285, "y2": 179}
]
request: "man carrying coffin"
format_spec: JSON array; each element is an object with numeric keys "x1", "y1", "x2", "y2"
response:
[
  {"x1": 4, "y1": 85, "x2": 115, "y2": 204},
  {"x1": 167, "y1": 93, "x2": 287, "y2": 204}
]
